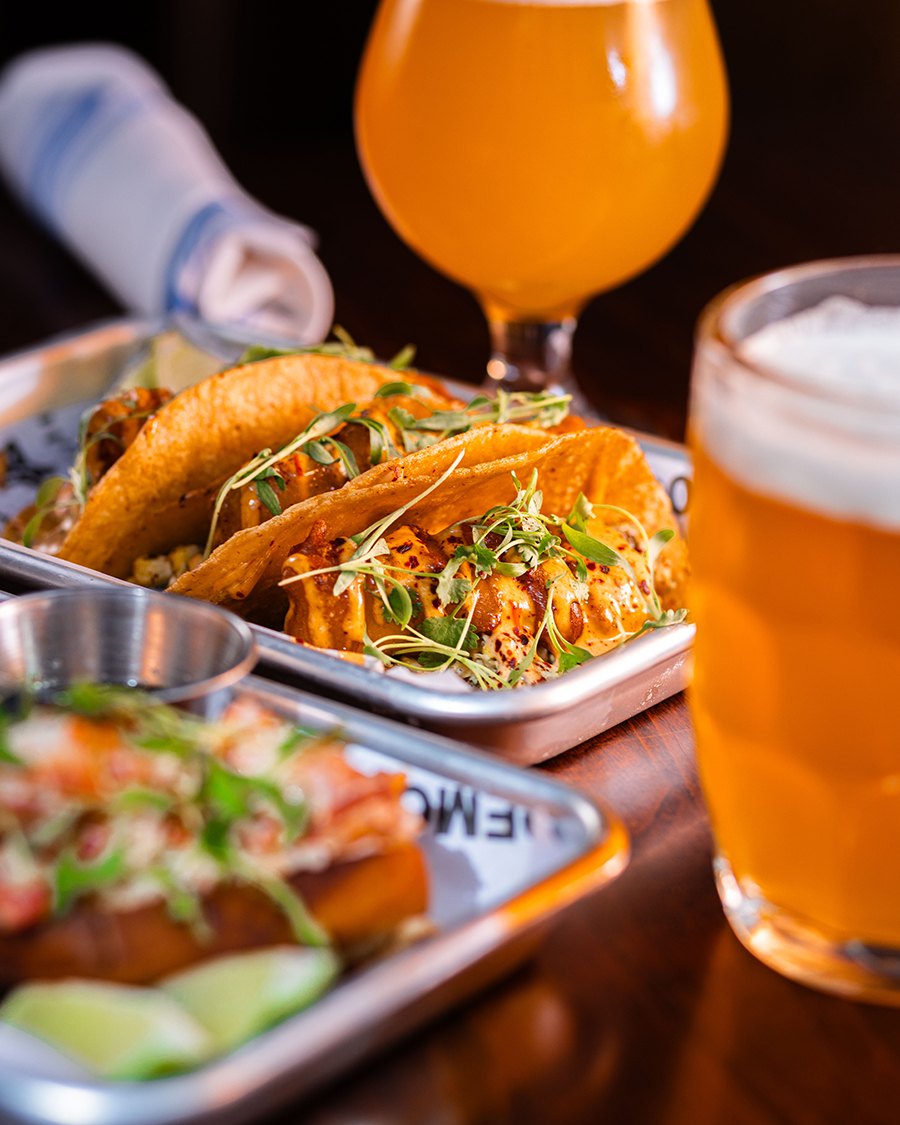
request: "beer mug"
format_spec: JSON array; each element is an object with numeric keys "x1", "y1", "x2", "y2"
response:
[{"x1": 689, "y1": 256, "x2": 900, "y2": 1002}]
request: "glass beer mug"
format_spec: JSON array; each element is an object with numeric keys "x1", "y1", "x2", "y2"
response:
[
  {"x1": 355, "y1": 0, "x2": 728, "y2": 400},
  {"x1": 690, "y1": 256, "x2": 900, "y2": 1003}
]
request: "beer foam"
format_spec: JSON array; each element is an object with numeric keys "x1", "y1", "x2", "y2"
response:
[
  {"x1": 693, "y1": 298, "x2": 900, "y2": 528},
  {"x1": 740, "y1": 298, "x2": 900, "y2": 399}
]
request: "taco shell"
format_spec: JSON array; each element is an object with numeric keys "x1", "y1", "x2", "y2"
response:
[{"x1": 56, "y1": 355, "x2": 458, "y2": 578}]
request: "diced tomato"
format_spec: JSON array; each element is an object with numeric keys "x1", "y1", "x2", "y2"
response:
[{"x1": 0, "y1": 879, "x2": 51, "y2": 932}]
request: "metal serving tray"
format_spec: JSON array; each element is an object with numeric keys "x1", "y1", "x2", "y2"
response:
[
  {"x1": 0, "y1": 673, "x2": 626, "y2": 1125},
  {"x1": 0, "y1": 319, "x2": 694, "y2": 764}
]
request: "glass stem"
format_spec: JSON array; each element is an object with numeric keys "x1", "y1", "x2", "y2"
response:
[{"x1": 486, "y1": 316, "x2": 577, "y2": 395}]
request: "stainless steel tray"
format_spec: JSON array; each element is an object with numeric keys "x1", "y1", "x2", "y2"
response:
[
  {"x1": 0, "y1": 673, "x2": 627, "y2": 1125},
  {"x1": 0, "y1": 319, "x2": 694, "y2": 763}
]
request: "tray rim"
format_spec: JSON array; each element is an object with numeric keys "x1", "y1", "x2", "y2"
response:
[{"x1": 0, "y1": 673, "x2": 628, "y2": 1125}]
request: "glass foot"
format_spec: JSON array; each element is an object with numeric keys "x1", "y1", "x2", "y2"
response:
[{"x1": 715, "y1": 855, "x2": 900, "y2": 1006}]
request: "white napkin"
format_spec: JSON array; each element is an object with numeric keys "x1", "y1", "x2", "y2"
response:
[{"x1": 0, "y1": 43, "x2": 334, "y2": 343}]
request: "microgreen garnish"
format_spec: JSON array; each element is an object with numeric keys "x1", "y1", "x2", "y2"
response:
[
  {"x1": 151, "y1": 865, "x2": 211, "y2": 940},
  {"x1": 560, "y1": 521, "x2": 627, "y2": 570},
  {"x1": 254, "y1": 468, "x2": 288, "y2": 518},
  {"x1": 0, "y1": 710, "x2": 21, "y2": 765},
  {"x1": 276, "y1": 725, "x2": 322, "y2": 760},
  {"x1": 205, "y1": 402, "x2": 363, "y2": 556},
  {"x1": 283, "y1": 465, "x2": 686, "y2": 689},
  {"x1": 53, "y1": 839, "x2": 127, "y2": 916},
  {"x1": 364, "y1": 594, "x2": 503, "y2": 688},
  {"x1": 418, "y1": 615, "x2": 479, "y2": 654},
  {"x1": 71, "y1": 404, "x2": 162, "y2": 506},
  {"x1": 238, "y1": 325, "x2": 415, "y2": 371},
  {"x1": 388, "y1": 388, "x2": 570, "y2": 453},
  {"x1": 374, "y1": 380, "x2": 423, "y2": 399},
  {"x1": 203, "y1": 758, "x2": 308, "y2": 844},
  {"x1": 281, "y1": 450, "x2": 467, "y2": 597},
  {"x1": 56, "y1": 681, "x2": 143, "y2": 717},
  {"x1": 20, "y1": 476, "x2": 76, "y2": 549},
  {"x1": 243, "y1": 865, "x2": 330, "y2": 947}
]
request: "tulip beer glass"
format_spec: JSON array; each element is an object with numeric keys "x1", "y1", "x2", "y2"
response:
[
  {"x1": 356, "y1": 0, "x2": 728, "y2": 398},
  {"x1": 689, "y1": 257, "x2": 900, "y2": 1002}
]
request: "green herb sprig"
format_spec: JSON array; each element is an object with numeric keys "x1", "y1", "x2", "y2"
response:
[
  {"x1": 204, "y1": 403, "x2": 383, "y2": 557},
  {"x1": 239, "y1": 325, "x2": 415, "y2": 371},
  {"x1": 385, "y1": 387, "x2": 571, "y2": 453}
]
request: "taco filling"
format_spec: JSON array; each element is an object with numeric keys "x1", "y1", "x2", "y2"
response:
[
  {"x1": 5, "y1": 387, "x2": 173, "y2": 554},
  {"x1": 280, "y1": 466, "x2": 685, "y2": 690}
]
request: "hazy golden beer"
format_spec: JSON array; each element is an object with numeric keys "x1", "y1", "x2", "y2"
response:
[
  {"x1": 689, "y1": 260, "x2": 900, "y2": 999},
  {"x1": 355, "y1": 0, "x2": 728, "y2": 322}
]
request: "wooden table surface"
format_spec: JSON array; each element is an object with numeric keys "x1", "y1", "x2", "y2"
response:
[{"x1": 2, "y1": 5, "x2": 900, "y2": 1122}]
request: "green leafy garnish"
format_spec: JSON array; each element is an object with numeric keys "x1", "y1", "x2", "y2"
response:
[
  {"x1": 111, "y1": 787, "x2": 174, "y2": 813},
  {"x1": 435, "y1": 564, "x2": 472, "y2": 608},
  {"x1": 55, "y1": 682, "x2": 139, "y2": 717},
  {"x1": 385, "y1": 583, "x2": 414, "y2": 629},
  {"x1": 418, "y1": 616, "x2": 479, "y2": 653},
  {"x1": 203, "y1": 381, "x2": 572, "y2": 559},
  {"x1": 245, "y1": 868, "x2": 330, "y2": 947},
  {"x1": 53, "y1": 842, "x2": 127, "y2": 916},
  {"x1": 21, "y1": 395, "x2": 167, "y2": 548},
  {"x1": 204, "y1": 402, "x2": 359, "y2": 557},
  {"x1": 566, "y1": 493, "x2": 595, "y2": 534},
  {"x1": 151, "y1": 865, "x2": 210, "y2": 939},
  {"x1": 20, "y1": 477, "x2": 74, "y2": 549},
  {"x1": 374, "y1": 380, "x2": 420, "y2": 399},
  {"x1": 203, "y1": 759, "x2": 308, "y2": 844},
  {"x1": 276, "y1": 726, "x2": 323, "y2": 760},
  {"x1": 0, "y1": 709, "x2": 21, "y2": 765},
  {"x1": 557, "y1": 646, "x2": 594, "y2": 673},
  {"x1": 560, "y1": 522, "x2": 628, "y2": 570},
  {"x1": 255, "y1": 469, "x2": 287, "y2": 518}
]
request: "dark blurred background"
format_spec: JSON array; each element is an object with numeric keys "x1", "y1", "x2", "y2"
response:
[{"x1": 2, "y1": 1, "x2": 899, "y2": 434}]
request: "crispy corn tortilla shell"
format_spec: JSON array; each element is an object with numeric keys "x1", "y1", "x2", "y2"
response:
[
  {"x1": 56, "y1": 355, "x2": 458, "y2": 579},
  {"x1": 171, "y1": 424, "x2": 688, "y2": 622}
]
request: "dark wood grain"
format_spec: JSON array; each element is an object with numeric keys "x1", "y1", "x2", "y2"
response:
[{"x1": 1, "y1": 3, "x2": 900, "y2": 1122}]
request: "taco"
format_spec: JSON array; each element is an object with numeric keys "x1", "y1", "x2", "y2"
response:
[
  {"x1": 7, "y1": 350, "x2": 572, "y2": 585},
  {"x1": 172, "y1": 425, "x2": 689, "y2": 687}
]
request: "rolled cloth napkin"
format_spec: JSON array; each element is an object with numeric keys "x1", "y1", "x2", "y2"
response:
[{"x1": 0, "y1": 43, "x2": 334, "y2": 342}]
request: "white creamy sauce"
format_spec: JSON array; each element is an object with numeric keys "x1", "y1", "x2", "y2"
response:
[{"x1": 694, "y1": 297, "x2": 900, "y2": 527}]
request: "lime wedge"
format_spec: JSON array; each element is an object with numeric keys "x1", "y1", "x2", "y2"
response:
[
  {"x1": 162, "y1": 946, "x2": 340, "y2": 1052},
  {"x1": 0, "y1": 981, "x2": 212, "y2": 1080}
]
